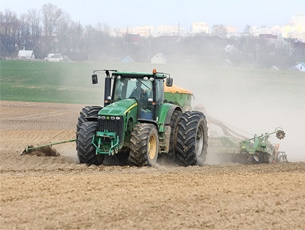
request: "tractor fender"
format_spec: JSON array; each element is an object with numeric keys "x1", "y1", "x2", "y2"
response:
[
  {"x1": 86, "y1": 116, "x2": 98, "y2": 122},
  {"x1": 138, "y1": 118, "x2": 158, "y2": 129},
  {"x1": 164, "y1": 105, "x2": 182, "y2": 125}
]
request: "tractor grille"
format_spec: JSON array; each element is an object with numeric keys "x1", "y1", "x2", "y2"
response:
[{"x1": 97, "y1": 116, "x2": 124, "y2": 144}]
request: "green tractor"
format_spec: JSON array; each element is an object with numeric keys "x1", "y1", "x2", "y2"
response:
[{"x1": 76, "y1": 69, "x2": 208, "y2": 166}]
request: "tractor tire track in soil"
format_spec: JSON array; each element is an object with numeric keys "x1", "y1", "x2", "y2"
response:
[{"x1": 0, "y1": 101, "x2": 304, "y2": 230}]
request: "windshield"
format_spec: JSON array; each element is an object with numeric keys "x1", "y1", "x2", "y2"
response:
[{"x1": 113, "y1": 77, "x2": 153, "y2": 101}]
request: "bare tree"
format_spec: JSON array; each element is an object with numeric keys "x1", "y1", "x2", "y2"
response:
[
  {"x1": 18, "y1": 14, "x2": 30, "y2": 49},
  {"x1": 285, "y1": 39, "x2": 295, "y2": 57},
  {"x1": 27, "y1": 9, "x2": 41, "y2": 52},
  {"x1": 56, "y1": 12, "x2": 72, "y2": 53},
  {"x1": 0, "y1": 9, "x2": 20, "y2": 57},
  {"x1": 41, "y1": 3, "x2": 63, "y2": 37},
  {"x1": 212, "y1": 25, "x2": 227, "y2": 37},
  {"x1": 41, "y1": 3, "x2": 63, "y2": 54},
  {"x1": 68, "y1": 20, "x2": 83, "y2": 54}
]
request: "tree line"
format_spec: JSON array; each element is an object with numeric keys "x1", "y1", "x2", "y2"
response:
[{"x1": 1, "y1": 3, "x2": 304, "y2": 68}]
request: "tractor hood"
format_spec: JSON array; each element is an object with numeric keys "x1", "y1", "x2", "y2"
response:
[{"x1": 98, "y1": 99, "x2": 137, "y2": 116}]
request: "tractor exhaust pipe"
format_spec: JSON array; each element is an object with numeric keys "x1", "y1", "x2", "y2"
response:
[{"x1": 104, "y1": 70, "x2": 111, "y2": 107}]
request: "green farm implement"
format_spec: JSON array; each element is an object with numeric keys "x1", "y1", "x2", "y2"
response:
[{"x1": 207, "y1": 121, "x2": 287, "y2": 164}]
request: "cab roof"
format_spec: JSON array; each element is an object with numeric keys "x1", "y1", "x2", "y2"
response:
[{"x1": 112, "y1": 71, "x2": 167, "y2": 79}]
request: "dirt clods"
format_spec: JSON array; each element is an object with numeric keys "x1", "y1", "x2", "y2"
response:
[{"x1": 21, "y1": 146, "x2": 60, "y2": 156}]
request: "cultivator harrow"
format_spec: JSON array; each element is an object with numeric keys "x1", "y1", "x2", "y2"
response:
[{"x1": 207, "y1": 119, "x2": 288, "y2": 164}]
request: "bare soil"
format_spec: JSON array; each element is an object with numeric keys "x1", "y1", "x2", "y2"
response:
[{"x1": 1, "y1": 101, "x2": 304, "y2": 230}]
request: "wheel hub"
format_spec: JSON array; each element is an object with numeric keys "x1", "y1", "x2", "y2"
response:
[{"x1": 148, "y1": 135, "x2": 157, "y2": 159}]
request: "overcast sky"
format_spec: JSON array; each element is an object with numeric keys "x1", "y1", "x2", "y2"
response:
[{"x1": 1, "y1": 0, "x2": 304, "y2": 31}]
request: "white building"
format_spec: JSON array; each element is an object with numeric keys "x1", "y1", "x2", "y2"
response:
[
  {"x1": 45, "y1": 53, "x2": 64, "y2": 62},
  {"x1": 191, "y1": 22, "x2": 210, "y2": 34},
  {"x1": 18, "y1": 49, "x2": 35, "y2": 60},
  {"x1": 294, "y1": 62, "x2": 305, "y2": 72},
  {"x1": 282, "y1": 13, "x2": 305, "y2": 42},
  {"x1": 151, "y1": 53, "x2": 167, "y2": 64}
]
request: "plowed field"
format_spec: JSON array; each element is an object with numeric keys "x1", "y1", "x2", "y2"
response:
[{"x1": 1, "y1": 101, "x2": 304, "y2": 230}]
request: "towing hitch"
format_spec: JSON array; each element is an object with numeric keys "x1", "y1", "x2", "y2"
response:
[{"x1": 21, "y1": 139, "x2": 76, "y2": 155}]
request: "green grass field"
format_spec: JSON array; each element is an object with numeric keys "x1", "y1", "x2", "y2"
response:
[
  {"x1": 0, "y1": 59, "x2": 304, "y2": 108},
  {"x1": 0, "y1": 60, "x2": 102, "y2": 104},
  {"x1": 0, "y1": 60, "x2": 180, "y2": 104}
]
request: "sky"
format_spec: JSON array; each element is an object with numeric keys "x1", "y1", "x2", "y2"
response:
[{"x1": 1, "y1": 0, "x2": 304, "y2": 31}]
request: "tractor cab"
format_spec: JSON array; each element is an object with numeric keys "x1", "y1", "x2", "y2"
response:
[
  {"x1": 80, "y1": 68, "x2": 207, "y2": 167},
  {"x1": 96, "y1": 69, "x2": 172, "y2": 121},
  {"x1": 113, "y1": 76, "x2": 155, "y2": 120}
]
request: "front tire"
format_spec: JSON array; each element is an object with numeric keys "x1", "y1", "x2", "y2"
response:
[
  {"x1": 76, "y1": 121, "x2": 103, "y2": 165},
  {"x1": 76, "y1": 106, "x2": 102, "y2": 152},
  {"x1": 175, "y1": 111, "x2": 208, "y2": 166},
  {"x1": 76, "y1": 106, "x2": 102, "y2": 133},
  {"x1": 129, "y1": 123, "x2": 159, "y2": 166}
]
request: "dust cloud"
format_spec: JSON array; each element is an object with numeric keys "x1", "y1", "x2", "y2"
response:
[{"x1": 172, "y1": 65, "x2": 305, "y2": 162}]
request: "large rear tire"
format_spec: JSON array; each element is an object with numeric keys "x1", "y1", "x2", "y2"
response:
[
  {"x1": 159, "y1": 110, "x2": 182, "y2": 164},
  {"x1": 129, "y1": 123, "x2": 159, "y2": 166},
  {"x1": 76, "y1": 121, "x2": 103, "y2": 165},
  {"x1": 175, "y1": 111, "x2": 208, "y2": 166},
  {"x1": 169, "y1": 110, "x2": 182, "y2": 159}
]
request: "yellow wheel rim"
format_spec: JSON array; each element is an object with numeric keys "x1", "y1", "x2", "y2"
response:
[{"x1": 148, "y1": 134, "x2": 157, "y2": 160}]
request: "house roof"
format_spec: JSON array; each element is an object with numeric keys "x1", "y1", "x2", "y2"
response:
[
  {"x1": 52, "y1": 54, "x2": 63, "y2": 58},
  {"x1": 125, "y1": 34, "x2": 141, "y2": 43},
  {"x1": 294, "y1": 62, "x2": 305, "y2": 71},
  {"x1": 298, "y1": 62, "x2": 305, "y2": 66},
  {"x1": 47, "y1": 53, "x2": 62, "y2": 58},
  {"x1": 151, "y1": 53, "x2": 167, "y2": 64},
  {"x1": 152, "y1": 53, "x2": 167, "y2": 60},
  {"x1": 121, "y1": 56, "x2": 135, "y2": 63}
]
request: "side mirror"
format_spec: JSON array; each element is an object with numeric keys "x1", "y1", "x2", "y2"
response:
[
  {"x1": 92, "y1": 74, "x2": 98, "y2": 84},
  {"x1": 166, "y1": 77, "x2": 173, "y2": 87}
]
